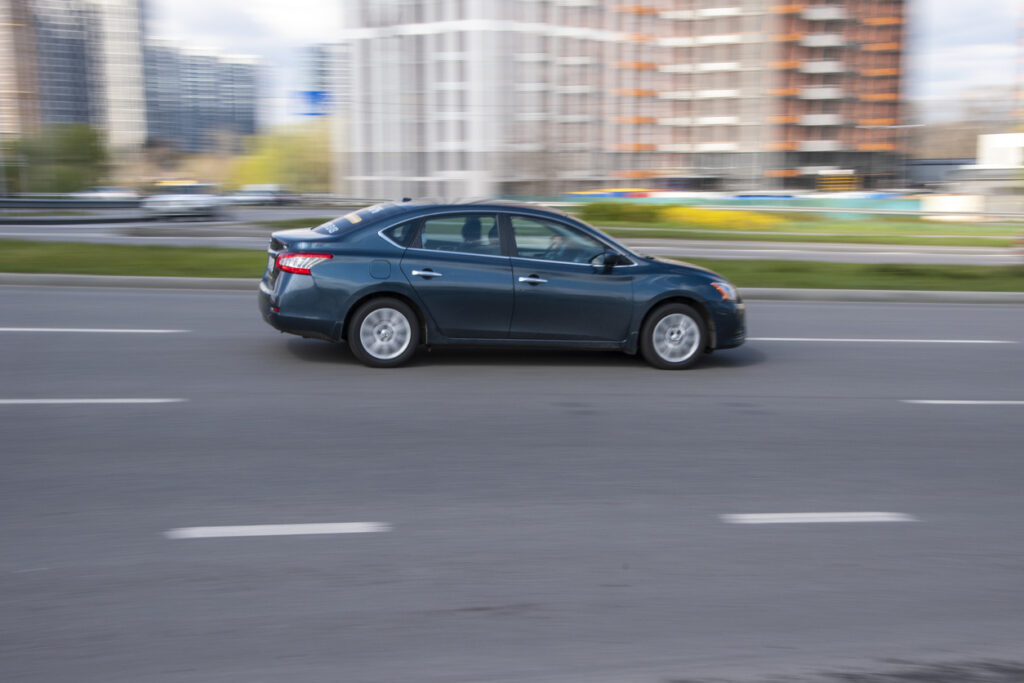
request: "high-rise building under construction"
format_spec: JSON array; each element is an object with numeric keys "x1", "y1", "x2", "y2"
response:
[{"x1": 339, "y1": 0, "x2": 904, "y2": 198}]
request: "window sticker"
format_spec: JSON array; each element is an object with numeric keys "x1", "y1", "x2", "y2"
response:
[{"x1": 344, "y1": 211, "x2": 363, "y2": 224}]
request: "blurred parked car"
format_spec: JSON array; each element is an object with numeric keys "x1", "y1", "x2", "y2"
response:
[
  {"x1": 142, "y1": 181, "x2": 225, "y2": 220},
  {"x1": 68, "y1": 186, "x2": 139, "y2": 200},
  {"x1": 229, "y1": 184, "x2": 298, "y2": 206},
  {"x1": 258, "y1": 199, "x2": 746, "y2": 369}
]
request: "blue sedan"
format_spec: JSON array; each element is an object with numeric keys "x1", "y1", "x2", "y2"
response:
[{"x1": 257, "y1": 199, "x2": 745, "y2": 368}]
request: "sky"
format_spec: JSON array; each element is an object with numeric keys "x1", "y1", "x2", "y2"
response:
[
  {"x1": 146, "y1": 0, "x2": 344, "y2": 123},
  {"x1": 146, "y1": 0, "x2": 1021, "y2": 126}
]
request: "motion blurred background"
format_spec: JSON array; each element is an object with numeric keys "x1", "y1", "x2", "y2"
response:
[{"x1": 0, "y1": 0, "x2": 1021, "y2": 200}]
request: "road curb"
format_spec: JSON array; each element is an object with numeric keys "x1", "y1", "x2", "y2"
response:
[
  {"x1": 0, "y1": 214, "x2": 150, "y2": 226},
  {"x1": 0, "y1": 273, "x2": 256, "y2": 290},
  {"x1": 742, "y1": 287, "x2": 1024, "y2": 304},
  {"x1": 1, "y1": 272, "x2": 1023, "y2": 303}
]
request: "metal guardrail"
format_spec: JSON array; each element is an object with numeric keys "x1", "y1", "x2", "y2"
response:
[{"x1": 0, "y1": 198, "x2": 140, "y2": 209}]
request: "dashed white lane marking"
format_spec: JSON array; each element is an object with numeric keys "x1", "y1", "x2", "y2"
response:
[
  {"x1": 0, "y1": 327, "x2": 188, "y2": 334},
  {"x1": 721, "y1": 512, "x2": 918, "y2": 524},
  {"x1": 903, "y1": 400, "x2": 1024, "y2": 406},
  {"x1": 750, "y1": 337, "x2": 1015, "y2": 344},
  {"x1": 165, "y1": 523, "x2": 391, "y2": 539},
  {"x1": 0, "y1": 398, "x2": 186, "y2": 405}
]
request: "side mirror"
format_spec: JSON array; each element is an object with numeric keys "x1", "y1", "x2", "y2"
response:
[{"x1": 599, "y1": 251, "x2": 623, "y2": 273}]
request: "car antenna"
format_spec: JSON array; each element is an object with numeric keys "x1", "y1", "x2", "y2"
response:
[{"x1": 402, "y1": 197, "x2": 412, "y2": 202}]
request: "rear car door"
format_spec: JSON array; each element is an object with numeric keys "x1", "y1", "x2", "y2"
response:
[
  {"x1": 507, "y1": 214, "x2": 635, "y2": 342},
  {"x1": 400, "y1": 213, "x2": 514, "y2": 339}
]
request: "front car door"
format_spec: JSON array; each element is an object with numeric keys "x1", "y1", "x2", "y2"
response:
[
  {"x1": 506, "y1": 214, "x2": 635, "y2": 342},
  {"x1": 400, "y1": 212, "x2": 513, "y2": 339}
]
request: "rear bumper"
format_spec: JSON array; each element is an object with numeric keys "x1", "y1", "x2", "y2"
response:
[{"x1": 258, "y1": 283, "x2": 337, "y2": 341}]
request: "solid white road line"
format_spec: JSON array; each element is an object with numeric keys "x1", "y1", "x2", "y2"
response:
[
  {"x1": 165, "y1": 523, "x2": 391, "y2": 539},
  {"x1": 903, "y1": 400, "x2": 1024, "y2": 406},
  {"x1": 0, "y1": 327, "x2": 188, "y2": 334},
  {"x1": 721, "y1": 512, "x2": 918, "y2": 524},
  {"x1": 750, "y1": 337, "x2": 1015, "y2": 344},
  {"x1": 0, "y1": 398, "x2": 186, "y2": 405}
]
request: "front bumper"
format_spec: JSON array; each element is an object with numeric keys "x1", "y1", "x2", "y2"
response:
[{"x1": 711, "y1": 301, "x2": 746, "y2": 350}]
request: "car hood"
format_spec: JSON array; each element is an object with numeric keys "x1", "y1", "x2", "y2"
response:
[{"x1": 640, "y1": 254, "x2": 723, "y2": 280}]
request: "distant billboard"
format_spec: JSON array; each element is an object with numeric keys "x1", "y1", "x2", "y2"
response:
[{"x1": 295, "y1": 90, "x2": 332, "y2": 116}]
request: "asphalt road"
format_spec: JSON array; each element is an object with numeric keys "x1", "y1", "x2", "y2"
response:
[
  {"x1": 0, "y1": 209, "x2": 1019, "y2": 265},
  {"x1": 2, "y1": 287, "x2": 1023, "y2": 683}
]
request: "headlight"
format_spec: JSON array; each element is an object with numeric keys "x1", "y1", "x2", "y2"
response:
[{"x1": 710, "y1": 280, "x2": 738, "y2": 301}]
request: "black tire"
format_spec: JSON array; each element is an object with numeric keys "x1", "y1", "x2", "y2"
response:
[
  {"x1": 639, "y1": 303, "x2": 707, "y2": 370},
  {"x1": 346, "y1": 297, "x2": 420, "y2": 368}
]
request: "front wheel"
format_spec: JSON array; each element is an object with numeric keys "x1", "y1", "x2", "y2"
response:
[
  {"x1": 639, "y1": 303, "x2": 706, "y2": 370},
  {"x1": 347, "y1": 298, "x2": 420, "y2": 368}
]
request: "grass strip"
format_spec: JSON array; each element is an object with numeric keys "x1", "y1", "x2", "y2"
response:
[
  {"x1": 677, "y1": 258, "x2": 1024, "y2": 292},
  {"x1": 0, "y1": 239, "x2": 1021, "y2": 291},
  {"x1": 0, "y1": 240, "x2": 265, "y2": 278}
]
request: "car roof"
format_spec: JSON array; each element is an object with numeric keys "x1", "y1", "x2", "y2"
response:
[{"x1": 376, "y1": 198, "x2": 574, "y2": 219}]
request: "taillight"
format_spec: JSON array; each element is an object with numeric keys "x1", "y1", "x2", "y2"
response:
[{"x1": 275, "y1": 252, "x2": 333, "y2": 275}]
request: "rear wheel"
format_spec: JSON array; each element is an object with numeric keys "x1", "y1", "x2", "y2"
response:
[
  {"x1": 639, "y1": 303, "x2": 706, "y2": 370},
  {"x1": 347, "y1": 298, "x2": 420, "y2": 368}
]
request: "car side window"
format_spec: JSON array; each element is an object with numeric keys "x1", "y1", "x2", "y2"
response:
[
  {"x1": 510, "y1": 216, "x2": 606, "y2": 264},
  {"x1": 382, "y1": 221, "x2": 418, "y2": 247},
  {"x1": 419, "y1": 214, "x2": 501, "y2": 255}
]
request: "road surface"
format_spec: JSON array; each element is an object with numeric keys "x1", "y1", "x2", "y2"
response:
[{"x1": 1, "y1": 287, "x2": 1023, "y2": 682}]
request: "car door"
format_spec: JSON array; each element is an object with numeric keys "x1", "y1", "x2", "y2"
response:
[
  {"x1": 507, "y1": 214, "x2": 635, "y2": 342},
  {"x1": 400, "y1": 213, "x2": 514, "y2": 339}
]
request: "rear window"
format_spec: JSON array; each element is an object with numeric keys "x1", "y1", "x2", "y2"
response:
[{"x1": 313, "y1": 202, "x2": 406, "y2": 235}]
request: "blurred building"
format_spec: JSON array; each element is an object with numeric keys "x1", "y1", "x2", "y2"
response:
[
  {"x1": 295, "y1": 43, "x2": 349, "y2": 120},
  {"x1": 1, "y1": 0, "x2": 259, "y2": 159},
  {"x1": 304, "y1": 44, "x2": 334, "y2": 95},
  {"x1": 85, "y1": 0, "x2": 147, "y2": 153},
  {"x1": 0, "y1": 0, "x2": 145, "y2": 156},
  {"x1": 338, "y1": 0, "x2": 905, "y2": 198},
  {"x1": 0, "y1": 0, "x2": 41, "y2": 139},
  {"x1": 26, "y1": 0, "x2": 104, "y2": 128},
  {"x1": 144, "y1": 40, "x2": 259, "y2": 154}
]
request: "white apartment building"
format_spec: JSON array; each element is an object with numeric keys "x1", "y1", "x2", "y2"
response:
[
  {"x1": 83, "y1": 0, "x2": 147, "y2": 154},
  {"x1": 338, "y1": 0, "x2": 904, "y2": 198}
]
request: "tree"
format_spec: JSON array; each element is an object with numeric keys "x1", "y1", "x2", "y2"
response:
[
  {"x1": 228, "y1": 120, "x2": 332, "y2": 192},
  {"x1": 8, "y1": 124, "x2": 108, "y2": 193}
]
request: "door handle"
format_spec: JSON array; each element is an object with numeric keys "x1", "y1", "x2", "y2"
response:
[
  {"x1": 411, "y1": 269, "x2": 442, "y2": 278},
  {"x1": 518, "y1": 275, "x2": 547, "y2": 285}
]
